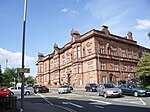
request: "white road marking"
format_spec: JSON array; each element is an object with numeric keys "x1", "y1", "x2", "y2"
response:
[
  {"x1": 89, "y1": 99, "x2": 112, "y2": 105},
  {"x1": 62, "y1": 102, "x2": 83, "y2": 108},
  {"x1": 39, "y1": 94, "x2": 54, "y2": 105},
  {"x1": 95, "y1": 105, "x2": 104, "y2": 109},
  {"x1": 148, "y1": 97, "x2": 150, "y2": 98},
  {"x1": 139, "y1": 98, "x2": 146, "y2": 105},
  {"x1": 111, "y1": 97, "x2": 146, "y2": 105}
]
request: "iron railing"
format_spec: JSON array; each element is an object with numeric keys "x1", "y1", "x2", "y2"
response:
[{"x1": 0, "y1": 96, "x2": 17, "y2": 110}]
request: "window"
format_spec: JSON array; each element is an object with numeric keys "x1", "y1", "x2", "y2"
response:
[
  {"x1": 134, "y1": 52, "x2": 137, "y2": 59},
  {"x1": 88, "y1": 63, "x2": 93, "y2": 71},
  {"x1": 101, "y1": 63, "x2": 106, "y2": 70},
  {"x1": 130, "y1": 66, "x2": 134, "y2": 72},
  {"x1": 62, "y1": 56, "x2": 65, "y2": 65},
  {"x1": 128, "y1": 51, "x2": 132, "y2": 58},
  {"x1": 45, "y1": 63, "x2": 47, "y2": 72},
  {"x1": 102, "y1": 76, "x2": 107, "y2": 83},
  {"x1": 114, "y1": 64, "x2": 119, "y2": 71},
  {"x1": 122, "y1": 65, "x2": 127, "y2": 71},
  {"x1": 89, "y1": 77, "x2": 93, "y2": 83},
  {"x1": 50, "y1": 61, "x2": 53, "y2": 69},
  {"x1": 54, "y1": 58, "x2": 58, "y2": 67},
  {"x1": 111, "y1": 48, "x2": 117, "y2": 56},
  {"x1": 87, "y1": 46, "x2": 92, "y2": 55},
  {"x1": 73, "y1": 48, "x2": 77, "y2": 59},
  {"x1": 73, "y1": 65, "x2": 78, "y2": 73},
  {"x1": 122, "y1": 50, "x2": 126, "y2": 57},
  {"x1": 77, "y1": 46, "x2": 81, "y2": 58},
  {"x1": 99, "y1": 45, "x2": 105, "y2": 54},
  {"x1": 78, "y1": 64, "x2": 81, "y2": 73},
  {"x1": 79, "y1": 79, "x2": 82, "y2": 85}
]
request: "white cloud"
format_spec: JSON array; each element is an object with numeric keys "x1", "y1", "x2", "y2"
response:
[
  {"x1": 0, "y1": 48, "x2": 36, "y2": 75},
  {"x1": 61, "y1": 8, "x2": 69, "y2": 13},
  {"x1": 135, "y1": 19, "x2": 150, "y2": 30},
  {"x1": 61, "y1": 8, "x2": 79, "y2": 14}
]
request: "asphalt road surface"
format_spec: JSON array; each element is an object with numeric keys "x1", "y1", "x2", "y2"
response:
[{"x1": 36, "y1": 88, "x2": 150, "y2": 112}]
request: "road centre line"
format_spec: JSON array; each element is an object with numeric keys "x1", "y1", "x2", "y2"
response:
[{"x1": 89, "y1": 99, "x2": 112, "y2": 105}]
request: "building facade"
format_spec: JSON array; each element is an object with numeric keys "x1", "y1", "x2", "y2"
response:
[{"x1": 36, "y1": 25, "x2": 150, "y2": 87}]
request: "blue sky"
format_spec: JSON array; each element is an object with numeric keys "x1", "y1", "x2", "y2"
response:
[{"x1": 0, "y1": 0, "x2": 150, "y2": 77}]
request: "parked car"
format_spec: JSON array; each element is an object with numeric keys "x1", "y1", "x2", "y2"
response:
[
  {"x1": 119, "y1": 83, "x2": 150, "y2": 97},
  {"x1": 33, "y1": 85, "x2": 49, "y2": 93},
  {"x1": 58, "y1": 85, "x2": 72, "y2": 94},
  {"x1": 97, "y1": 83, "x2": 122, "y2": 98},
  {"x1": 0, "y1": 88, "x2": 12, "y2": 97},
  {"x1": 8, "y1": 87, "x2": 33, "y2": 95},
  {"x1": 85, "y1": 83, "x2": 97, "y2": 92},
  {"x1": 38, "y1": 86, "x2": 49, "y2": 93}
]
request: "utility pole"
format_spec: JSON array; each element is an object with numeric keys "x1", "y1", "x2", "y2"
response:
[{"x1": 21, "y1": 0, "x2": 27, "y2": 111}]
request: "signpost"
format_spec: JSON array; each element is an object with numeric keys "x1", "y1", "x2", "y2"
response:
[{"x1": 17, "y1": 68, "x2": 30, "y2": 73}]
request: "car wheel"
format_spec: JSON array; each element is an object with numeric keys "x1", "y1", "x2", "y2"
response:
[
  {"x1": 104, "y1": 93, "x2": 107, "y2": 98},
  {"x1": 25, "y1": 91, "x2": 30, "y2": 95},
  {"x1": 11, "y1": 92, "x2": 14, "y2": 96},
  {"x1": 134, "y1": 91, "x2": 138, "y2": 97}
]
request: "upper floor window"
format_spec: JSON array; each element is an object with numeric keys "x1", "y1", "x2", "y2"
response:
[
  {"x1": 122, "y1": 65, "x2": 127, "y2": 71},
  {"x1": 114, "y1": 64, "x2": 119, "y2": 71},
  {"x1": 88, "y1": 63, "x2": 93, "y2": 71},
  {"x1": 111, "y1": 48, "x2": 117, "y2": 56},
  {"x1": 50, "y1": 61, "x2": 53, "y2": 69},
  {"x1": 62, "y1": 56, "x2": 65, "y2": 65},
  {"x1": 101, "y1": 63, "x2": 106, "y2": 70},
  {"x1": 73, "y1": 48, "x2": 77, "y2": 59},
  {"x1": 78, "y1": 64, "x2": 81, "y2": 73},
  {"x1": 73, "y1": 65, "x2": 78, "y2": 73},
  {"x1": 122, "y1": 50, "x2": 126, "y2": 57},
  {"x1": 45, "y1": 63, "x2": 47, "y2": 72},
  {"x1": 54, "y1": 58, "x2": 58, "y2": 67},
  {"x1": 87, "y1": 46, "x2": 92, "y2": 55},
  {"x1": 77, "y1": 46, "x2": 81, "y2": 58},
  {"x1": 128, "y1": 51, "x2": 132, "y2": 58},
  {"x1": 99, "y1": 45, "x2": 105, "y2": 54},
  {"x1": 130, "y1": 66, "x2": 134, "y2": 72}
]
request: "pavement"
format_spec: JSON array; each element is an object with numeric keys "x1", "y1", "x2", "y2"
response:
[{"x1": 17, "y1": 96, "x2": 72, "y2": 112}]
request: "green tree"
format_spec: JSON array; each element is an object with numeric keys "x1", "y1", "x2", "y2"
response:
[
  {"x1": 3, "y1": 68, "x2": 18, "y2": 87},
  {"x1": 25, "y1": 75, "x2": 35, "y2": 86},
  {"x1": 0, "y1": 65, "x2": 3, "y2": 87},
  {"x1": 136, "y1": 53, "x2": 150, "y2": 85},
  {"x1": 148, "y1": 32, "x2": 150, "y2": 39}
]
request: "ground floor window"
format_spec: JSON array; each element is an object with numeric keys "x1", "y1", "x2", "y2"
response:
[
  {"x1": 79, "y1": 79, "x2": 82, "y2": 85},
  {"x1": 89, "y1": 77, "x2": 93, "y2": 83},
  {"x1": 102, "y1": 76, "x2": 107, "y2": 83}
]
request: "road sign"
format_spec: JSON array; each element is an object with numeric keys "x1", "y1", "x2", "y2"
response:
[{"x1": 17, "y1": 68, "x2": 30, "y2": 73}]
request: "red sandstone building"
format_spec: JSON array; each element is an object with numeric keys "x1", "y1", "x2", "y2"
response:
[{"x1": 36, "y1": 25, "x2": 150, "y2": 87}]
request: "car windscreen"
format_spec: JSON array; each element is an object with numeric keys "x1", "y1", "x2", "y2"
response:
[
  {"x1": 90, "y1": 84, "x2": 96, "y2": 87},
  {"x1": 61, "y1": 85, "x2": 69, "y2": 88},
  {"x1": 104, "y1": 84, "x2": 117, "y2": 88}
]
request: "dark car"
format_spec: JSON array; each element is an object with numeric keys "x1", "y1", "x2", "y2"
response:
[
  {"x1": 119, "y1": 83, "x2": 150, "y2": 97},
  {"x1": 33, "y1": 85, "x2": 49, "y2": 93},
  {"x1": 85, "y1": 83, "x2": 97, "y2": 92}
]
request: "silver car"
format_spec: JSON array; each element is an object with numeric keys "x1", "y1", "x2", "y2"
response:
[
  {"x1": 58, "y1": 85, "x2": 72, "y2": 94},
  {"x1": 97, "y1": 83, "x2": 122, "y2": 98}
]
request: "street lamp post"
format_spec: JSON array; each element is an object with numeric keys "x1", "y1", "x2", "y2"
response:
[{"x1": 21, "y1": 0, "x2": 27, "y2": 111}]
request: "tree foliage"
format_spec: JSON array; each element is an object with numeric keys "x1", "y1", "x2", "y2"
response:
[
  {"x1": 148, "y1": 32, "x2": 150, "y2": 39},
  {"x1": 136, "y1": 53, "x2": 150, "y2": 84},
  {"x1": 25, "y1": 75, "x2": 35, "y2": 86}
]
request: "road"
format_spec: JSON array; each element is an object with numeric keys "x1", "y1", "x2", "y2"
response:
[
  {"x1": 37, "y1": 88, "x2": 150, "y2": 112},
  {"x1": 16, "y1": 89, "x2": 150, "y2": 112}
]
